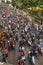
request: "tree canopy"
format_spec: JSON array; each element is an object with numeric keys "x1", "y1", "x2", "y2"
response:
[{"x1": 11, "y1": 0, "x2": 43, "y2": 9}]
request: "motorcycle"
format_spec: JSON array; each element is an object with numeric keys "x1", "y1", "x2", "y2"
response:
[
  {"x1": 27, "y1": 39, "x2": 32, "y2": 46},
  {"x1": 28, "y1": 51, "x2": 35, "y2": 65},
  {"x1": 10, "y1": 40, "x2": 16, "y2": 49},
  {"x1": 21, "y1": 55, "x2": 26, "y2": 64}
]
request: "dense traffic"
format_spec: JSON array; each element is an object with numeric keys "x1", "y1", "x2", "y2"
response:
[{"x1": 0, "y1": 3, "x2": 43, "y2": 65}]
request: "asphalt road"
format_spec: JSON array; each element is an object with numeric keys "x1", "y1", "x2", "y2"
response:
[
  {"x1": 7, "y1": 41, "x2": 32, "y2": 65},
  {"x1": 0, "y1": 31, "x2": 43, "y2": 65},
  {"x1": 7, "y1": 35, "x2": 43, "y2": 65}
]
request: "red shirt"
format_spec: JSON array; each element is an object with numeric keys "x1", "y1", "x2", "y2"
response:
[
  {"x1": 18, "y1": 60, "x2": 23, "y2": 65},
  {"x1": 0, "y1": 41, "x2": 3, "y2": 45}
]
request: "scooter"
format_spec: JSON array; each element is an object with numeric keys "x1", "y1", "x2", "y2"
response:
[
  {"x1": 28, "y1": 51, "x2": 35, "y2": 65},
  {"x1": 27, "y1": 39, "x2": 32, "y2": 46},
  {"x1": 10, "y1": 40, "x2": 16, "y2": 49},
  {"x1": 21, "y1": 55, "x2": 26, "y2": 64}
]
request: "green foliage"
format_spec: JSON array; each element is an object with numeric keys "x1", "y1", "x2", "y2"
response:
[
  {"x1": 12, "y1": 0, "x2": 16, "y2": 6},
  {"x1": 11, "y1": 0, "x2": 43, "y2": 9},
  {"x1": 12, "y1": 0, "x2": 23, "y2": 8}
]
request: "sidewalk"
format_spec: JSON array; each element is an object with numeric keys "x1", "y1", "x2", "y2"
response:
[
  {"x1": 0, "y1": 62, "x2": 13, "y2": 65},
  {"x1": 0, "y1": 52, "x2": 2, "y2": 61}
]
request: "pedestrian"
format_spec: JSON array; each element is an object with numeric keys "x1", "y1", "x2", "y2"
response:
[
  {"x1": 18, "y1": 59, "x2": 23, "y2": 65},
  {"x1": 10, "y1": 40, "x2": 16, "y2": 49},
  {"x1": 34, "y1": 48, "x2": 38, "y2": 57},
  {"x1": 30, "y1": 51, "x2": 35, "y2": 64},
  {"x1": 18, "y1": 46, "x2": 22, "y2": 52},
  {"x1": 4, "y1": 48, "x2": 8, "y2": 58},
  {"x1": 7, "y1": 41, "x2": 11, "y2": 51},
  {"x1": 2, "y1": 54, "x2": 6, "y2": 62}
]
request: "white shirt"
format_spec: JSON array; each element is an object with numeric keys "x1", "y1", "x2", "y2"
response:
[{"x1": 22, "y1": 47, "x2": 25, "y2": 50}]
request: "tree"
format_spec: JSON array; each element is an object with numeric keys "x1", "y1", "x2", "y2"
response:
[
  {"x1": 11, "y1": 0, "x2": 43, "y2": 9},
  {"x1": 12, "y1": 0, "x2": 16, "y2": 6}
]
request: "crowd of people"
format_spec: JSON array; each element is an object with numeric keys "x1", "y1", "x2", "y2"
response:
[{"x1": 0, "y1": 2, "x2": 43, "y2": 65}]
